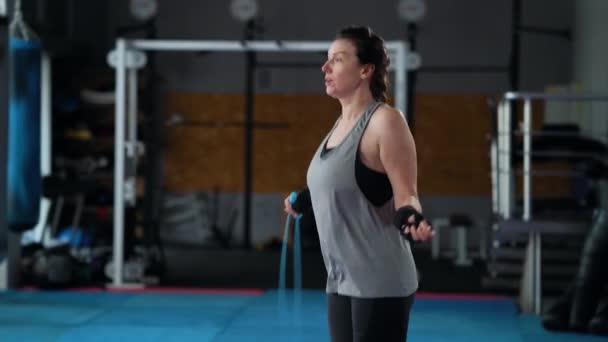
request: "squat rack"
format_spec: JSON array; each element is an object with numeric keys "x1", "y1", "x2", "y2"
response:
[
  {"x1": 494, "y1": 91, "x2": 608, "y2": 314},
  {"x1": 108, "y1": 38, "x2": 412, "y2": 287}
]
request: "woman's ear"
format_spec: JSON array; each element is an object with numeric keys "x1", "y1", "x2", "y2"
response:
[{"x1": 361, "y1": 64, "x2": 375, "y2": 80}]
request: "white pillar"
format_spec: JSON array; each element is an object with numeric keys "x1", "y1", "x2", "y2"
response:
[{"x1": 31, "y1": 52, "x2": 52, "y2": 244}]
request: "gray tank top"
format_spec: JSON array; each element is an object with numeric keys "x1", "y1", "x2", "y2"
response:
[{"x1": 306, "y1": 101, "x2": 418, "y2": 298}]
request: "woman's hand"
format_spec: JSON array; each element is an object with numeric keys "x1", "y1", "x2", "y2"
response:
[
  {"x1": 284, "y1": 195, "x2": 300, "y2": 217},
  {"x1": 403, "y1": 216, "x2": 434, "y2": 241}
]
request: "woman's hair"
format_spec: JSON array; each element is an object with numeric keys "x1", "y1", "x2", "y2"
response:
[{"x1": 336, "y1": 26, "x2": 390, "y2": 102}]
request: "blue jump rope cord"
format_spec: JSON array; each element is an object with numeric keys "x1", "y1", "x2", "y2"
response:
[
  {"x1": 294, "y1": 212, "x2": 302, "y2": 290},
  {"x1": 279, "y1": 192, "x2": 302, "y2": 291},
  {"x1": 278, "y1": 215, "x2": 290, "y2": 290}
]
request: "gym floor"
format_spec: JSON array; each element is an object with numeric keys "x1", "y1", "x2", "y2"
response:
[{"x1": 0, "y1": 288, "x2": 604, "y2": 342}]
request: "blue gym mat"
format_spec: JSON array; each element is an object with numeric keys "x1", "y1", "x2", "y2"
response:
[{"x1": 0, "y1": 289, "x2": 605, "y2": 341}]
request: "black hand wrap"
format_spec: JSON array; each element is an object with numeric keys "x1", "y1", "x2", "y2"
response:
[
  {"x1": 393, "y1": 205, "x2": 429, "y2": 242},
  {"x1": 292, "y1": 187, "x2": 312, "y2": 213}
]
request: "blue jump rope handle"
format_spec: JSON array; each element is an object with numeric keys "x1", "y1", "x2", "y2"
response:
[{"x1": 279, "y1": 192, "x2": 302, "y2": 291}]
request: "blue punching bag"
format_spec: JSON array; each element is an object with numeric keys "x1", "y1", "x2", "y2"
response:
[{"x1": 7, "y1": 35, "x2": 42, "y2": 232}]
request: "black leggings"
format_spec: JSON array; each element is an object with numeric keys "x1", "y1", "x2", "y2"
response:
[{"x1": 327, "y1": 292, "x2": 415, "y2": 342}]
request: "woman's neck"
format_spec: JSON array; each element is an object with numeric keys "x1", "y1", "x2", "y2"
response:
[{"x1": 339, "y1": 91, "x2": 375, "y2": 120}]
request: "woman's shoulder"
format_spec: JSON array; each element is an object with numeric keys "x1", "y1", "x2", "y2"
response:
[{"x1": 371, "y1": 103, "x2": 408, "y2": 130}]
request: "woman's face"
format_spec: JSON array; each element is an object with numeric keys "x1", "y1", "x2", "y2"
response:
[{"x1": 321, "y1": 39, "x2": 368, "y2": 99}]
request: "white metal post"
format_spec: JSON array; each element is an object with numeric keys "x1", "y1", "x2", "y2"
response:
[
  {"x1": 40, "y1": 52, "x2": 51, "y2": 191},
  {"x1": 131, "y1": 40, "x2": 333, "y2": 52},
  {"x1": 491, "y1": 138, "x2": 498, "y2": 214},
  {"x1": 113, "y1": 38, "x2": 127, "y2": 287},
  {"x1": 40, "y1": 52, "x2": 51, "y2": 179},
  {"x1": 390, "y1": 41, "x2": 407, "y2": 114},
  {"x1": 33, "y1": 52, "x2": 52, "y2": 243},
  {"x1": 496, "y1": 101, "x2": 504, "y2": 217},
  {"x1": 522, "y1": 98, "x2": 540, "y2": 314},
  {"x1": 523, "y1": 99, "x2": 532, "y2": 221},
  {"x1": 498, "y1": 100, "x2": 511, "y2": 219},
  {"x1": 126, "y1": 68, "x2": 138, "y2": 206},
  {"x1": 504, "y1": 100, "x2": 512, "y2": 219}
]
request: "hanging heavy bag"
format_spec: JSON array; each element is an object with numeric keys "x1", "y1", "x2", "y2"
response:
[
  {"x1": 7, "y1": 1, "x2": 42, "y2": 232},
  {"x1": 569, "y1": 208, "x2": 608, "y2": 331},
  {"x1": 543, "y1": 208, "x2": 608, "y2": 332}
]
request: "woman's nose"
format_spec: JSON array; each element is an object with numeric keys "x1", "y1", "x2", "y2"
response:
[{"x1": 321, "y1": 61, "x2": 330, "y2": 73}]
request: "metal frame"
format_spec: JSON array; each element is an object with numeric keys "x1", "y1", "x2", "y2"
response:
[
  {"x1": 109, "y1": 38, "x2": 410, "y2": 287},
  {"x1": 495, "y1": 91, "x2": 608, "y2": 314},
  {"x1": 2, "y1": 45, "x2": 51, "y2": 288}
]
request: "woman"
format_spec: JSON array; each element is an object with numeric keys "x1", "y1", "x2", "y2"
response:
[{"x1": 284, "y1": 26, "x2": 433, "y2": 342}]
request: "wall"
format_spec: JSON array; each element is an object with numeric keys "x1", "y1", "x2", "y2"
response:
[
  {"x1": 519, "y1": 0, "x2": 573, "y2": 90},
  {"x1": 4, "y1": 1, "x2": 577, "y2": 247},
  {"x1": 145, "y1": 0, "x2": 577, "y2": 246},
  {"x1": 153, "y1": 0, "x2": 572, "y2": 94}
]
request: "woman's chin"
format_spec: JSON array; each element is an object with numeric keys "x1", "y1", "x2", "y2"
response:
[{"x1": 325, "y1": 88, "x2": 339, "y2": 98}]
